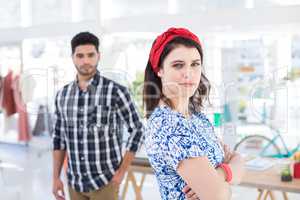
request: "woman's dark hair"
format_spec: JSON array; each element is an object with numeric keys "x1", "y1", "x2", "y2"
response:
[
  {"x1": 143, "y1": 37, "x2": 211, "y2": 118},
  {"x1": 71, "y1": 32, "x2": 99, "y2": 54}
]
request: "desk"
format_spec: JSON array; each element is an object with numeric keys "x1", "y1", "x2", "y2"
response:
[
  {"x1": 240, "y1": 162, "x2": 300, "y2": 200},
  {"x1": 121, "y1": 157, "x2": 300, "y2": 200}
]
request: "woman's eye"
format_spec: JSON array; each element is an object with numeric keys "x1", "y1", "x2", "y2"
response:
[
  {"x1": 191, "y1": 62, "x2": 201, "y2": 67},
  {"x1": 173, "y1": 63, "x2": 184, "y2": 69}
]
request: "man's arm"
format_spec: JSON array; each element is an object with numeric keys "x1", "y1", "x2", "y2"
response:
[
  {"x1": 111, "y1": 86, "x2": 144, "y2": 185},
  {"x1": 52, "y1": 92, "x2": 67, "y2": 200},
  {"x1": 115, "y1": 86, "x2": 144, "y2": 153},
  {"x1": 118, "y1": 151, "x2": 135, "y2": 172},
  {"x1": 111, "y1": 151, "x2": 135, "y2": 185},
  {"x1": 52, "y1": 150, "x2": 66, "y2": 200},
  {"x1": 53, "y1": 150, "x2": 66, "y2": 180}
]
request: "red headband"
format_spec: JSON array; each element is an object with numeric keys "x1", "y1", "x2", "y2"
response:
[{"x1": 149, "y1": 27, "x2": 201, "y2": 74}]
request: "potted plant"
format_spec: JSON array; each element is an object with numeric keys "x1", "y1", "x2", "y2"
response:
[{"x1": 281, "y1": 167, "x2": 292, "y2": 182}]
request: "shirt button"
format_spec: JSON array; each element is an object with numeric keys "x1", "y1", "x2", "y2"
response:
[
  {"x1": 79, "y1": 108, "x2": 84, "y2": 113},
  {"x1": 83, "y1": 173, "x2": 87, "y2": 176},
  {"x1": 79, "y1": 122, "x2": 84, "y2": 128},
  {"x1": 80, "y1": 157, "x2": 84, "y2": 161}
]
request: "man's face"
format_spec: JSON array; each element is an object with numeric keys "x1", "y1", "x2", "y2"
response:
[{"x1": 72, "y1": 44, "x2": 100, "y2": 76}]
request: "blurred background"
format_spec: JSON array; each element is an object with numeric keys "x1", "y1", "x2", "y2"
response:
[{"x1": 0, "y1": 0, "x2": 300, "y2": 199}]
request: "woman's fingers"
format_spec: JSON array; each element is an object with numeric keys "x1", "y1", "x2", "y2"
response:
[{"x1": 183, "y1": 185, "x2": 200, "y2": 199}]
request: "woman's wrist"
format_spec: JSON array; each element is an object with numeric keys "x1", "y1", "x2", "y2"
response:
[
  {"x1": 217, "y1": 163, "x2": 233, "y2": 182},
  {"x1": 216, "y1": 167, "x2": 227, "y2": 182}
]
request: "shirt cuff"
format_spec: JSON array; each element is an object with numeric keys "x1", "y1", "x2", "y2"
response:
[{"x1": 53, "y1": 138, "x2": 66, "y2": 150}]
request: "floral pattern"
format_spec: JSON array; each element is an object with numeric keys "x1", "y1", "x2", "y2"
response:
[{"x1": 145, "y1": 105, "x2": 224, "y2": 200}]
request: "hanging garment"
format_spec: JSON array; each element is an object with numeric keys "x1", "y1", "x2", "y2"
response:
[
  {"x1": 12, "y1": 75, "x2": 31, "y2": 142},
  {"x1": 2, "y1": 110, "x2": 18, "y2": 134},
  {"x1": 32, "y1": 105, "x2": 53, "y2": 136},
  {"x1": 1, "y1": 74, "x2": 18, "y2": 136},
  {"x1": 2, "y1": 71, "x2": 16, "y2": 116},
  {"x1": 20, "y1": 73, "x2": 36, "y2": 104},
  {"x1": 0, "y1": 75, "x2": 3, "y2": 108},
  {"x1": 0, "y1": 75, "x2": 3, "y2": 134}
]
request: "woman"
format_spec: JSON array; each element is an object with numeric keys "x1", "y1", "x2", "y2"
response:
[{"x1": 143, "y1": 27, "x2": 244, "y2": 200}]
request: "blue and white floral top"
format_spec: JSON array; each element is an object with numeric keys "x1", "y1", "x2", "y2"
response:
[{"x1": 145, "y1": 105, "x2": 224, "y2": 200}]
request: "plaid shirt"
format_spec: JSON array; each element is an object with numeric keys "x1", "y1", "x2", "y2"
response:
[{"x1": 52, "y1": 70, "x2": 144, "y2": 192}]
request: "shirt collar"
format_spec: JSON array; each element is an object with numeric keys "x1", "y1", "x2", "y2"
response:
[{"x1": 74, "y1": 70, "x2": 100, "y2": 91}]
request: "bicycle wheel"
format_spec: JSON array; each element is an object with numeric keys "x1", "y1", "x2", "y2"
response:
[{"x1": 234, "y1": 135, "x2": 281, "y2": 157}]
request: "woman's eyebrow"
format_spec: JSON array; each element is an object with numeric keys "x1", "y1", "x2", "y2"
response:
[{"x1": 170, "y1": 60, "x2": 184, "y2": 64}]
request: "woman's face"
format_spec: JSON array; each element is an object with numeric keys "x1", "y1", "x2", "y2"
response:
[{"x1": 158, "y1": 45, "x2": 202, "y2": 100}]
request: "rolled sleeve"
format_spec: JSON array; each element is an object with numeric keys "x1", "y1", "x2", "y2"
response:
[
  {"x1": 160, "y1": 124, "x2": 206, "y2": 171},
  {"x1": 52, "y1": 92, "x2": 66, "y2": 151},
  {"x1": 165, "y1": 135, "x2": 206, "y2": 171},
  {"x1": 116, "y1": 87, "x2": 144, "y2": 153}
]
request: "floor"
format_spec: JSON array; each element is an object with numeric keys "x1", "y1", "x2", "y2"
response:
[{"x1": 0, "y1": 138, "x2": 299, "y2": 200}]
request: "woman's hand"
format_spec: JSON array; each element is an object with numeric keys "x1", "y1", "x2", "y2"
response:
[
  {"x1": 220, "y1": 141, "x2": 234, "y2": 163},
  {"x1": 219, "y1": 141, "x2": 245, "y2": 185},
  {"x1": 182, "y1": 185, "x2": 200, "y2": 200},
  {"x1": 227, "y1": 152, "x2": 245, "y2": 185}
]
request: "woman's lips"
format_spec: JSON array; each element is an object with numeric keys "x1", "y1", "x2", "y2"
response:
[{"x1": 179, "y1": 83, "x2": 195, "y2": 87}]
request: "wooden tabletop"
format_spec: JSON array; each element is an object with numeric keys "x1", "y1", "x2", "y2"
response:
[
  {"x1": 130, "y1": 157, "x2": 300, "y2": 194},
  {"x1": 240, "y1": 163, "x2": 300, "y2": 193}
]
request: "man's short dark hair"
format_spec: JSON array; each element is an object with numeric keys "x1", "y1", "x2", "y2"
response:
[{"x1": 71, "y1": 32, "x2": 99, "y2": 54}]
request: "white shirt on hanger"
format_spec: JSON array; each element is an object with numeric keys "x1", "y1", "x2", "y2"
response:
[{"x1": 20, "y1": 73, "x2": 36, "y2": 103}]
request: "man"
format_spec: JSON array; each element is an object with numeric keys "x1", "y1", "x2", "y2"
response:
[{"x1": 52, "y1": 32, "x2": 144, "y2": 200}]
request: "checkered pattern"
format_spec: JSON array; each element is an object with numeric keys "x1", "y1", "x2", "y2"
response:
[{"x1": 53, "y1": 70, "x2": 144, "y2": 192}]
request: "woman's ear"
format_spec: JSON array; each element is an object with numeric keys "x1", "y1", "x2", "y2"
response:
[{"x1": 157, "y1": 69, "x2": 163, "y2": 77}]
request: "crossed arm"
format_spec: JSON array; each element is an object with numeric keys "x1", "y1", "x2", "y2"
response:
[{"x1": 181, "y1": 144, "x2": 245, "y2": 200}]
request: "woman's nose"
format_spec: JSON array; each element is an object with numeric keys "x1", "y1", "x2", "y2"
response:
[{"x1": 183, "y1": 70, "x2": 192, "y2": 79}]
